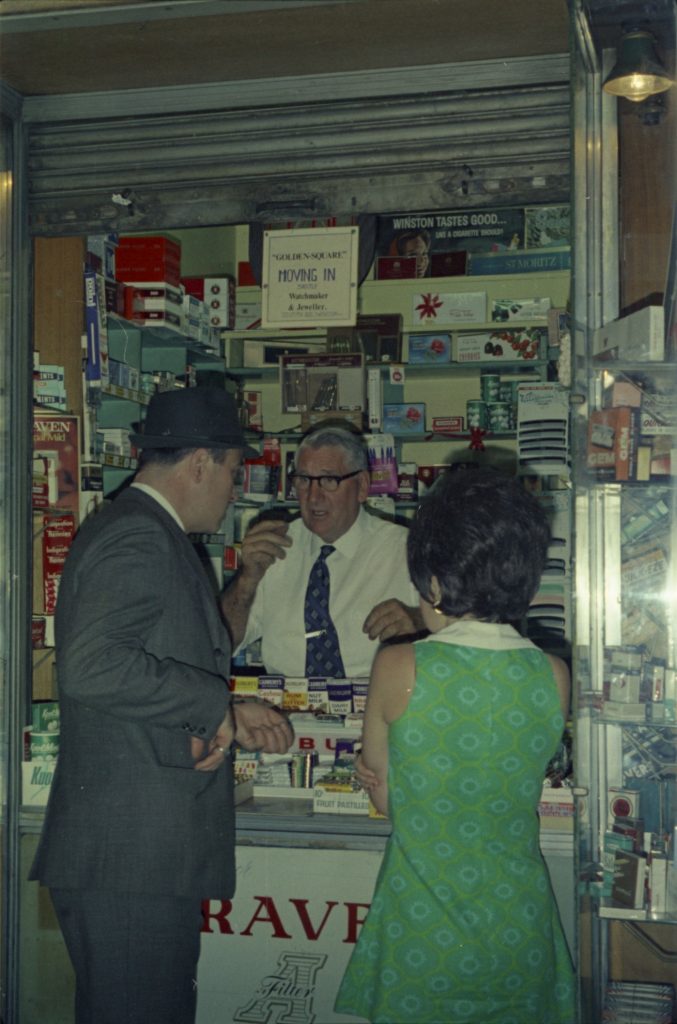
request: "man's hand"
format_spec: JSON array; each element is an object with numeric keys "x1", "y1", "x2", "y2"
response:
[
  {"x1": 239, "y1": 519, "x2": 292, "y2": 587},
  {"x1": 233, "y1": 700, "x2": 294, "y2": 754},
  {"x1": 362, "y1": 598, "x2": 425, "y2": 643},
  {"x1": 221, "y1": 519, "x2": 293, "y2": 646},
  {"x1": 193, "y1": 710, "x2": 236, "y2": 772}
]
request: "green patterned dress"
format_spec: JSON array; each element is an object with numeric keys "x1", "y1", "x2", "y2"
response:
[{"x1": 335, "y1": 621, "x2": 575, "y2": 1024}]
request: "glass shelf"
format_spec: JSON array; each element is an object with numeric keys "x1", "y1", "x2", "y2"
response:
[
  {"x1": 226, "y1": 360, "x2": 548, "y2": 381},
  {"x1": 108, "y1": 313, "x2": 223, "y2": 363},
  {"x1": 598, "y1": 902, "x2": 677, "y2": 925}
]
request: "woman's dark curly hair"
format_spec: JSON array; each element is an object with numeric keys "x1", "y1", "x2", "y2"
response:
[{"x1": 407, "y1": 468, "x2": 550, "y2": 623}]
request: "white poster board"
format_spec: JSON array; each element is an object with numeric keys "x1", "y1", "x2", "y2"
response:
[
  {"x1": 197, "y1": 845, "x2": 380, "y2": 1023},
  {"x1": 261, "y1": 226, "x2": 359, "y2": 328}
]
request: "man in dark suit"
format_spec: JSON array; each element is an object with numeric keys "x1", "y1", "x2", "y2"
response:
[{"x1": 30, "y1": 387, "x2": 293, "y2": 1024}]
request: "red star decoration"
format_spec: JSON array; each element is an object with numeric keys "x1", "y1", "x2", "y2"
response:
[
  {"x1": 469, "y1": 427, "x2": 486, "y2": 451},
  {"x1": 415, "y1": 293, "x2": 443, "y2": 319}
]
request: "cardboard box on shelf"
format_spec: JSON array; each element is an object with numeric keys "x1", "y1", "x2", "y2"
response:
[
  {"x1": 592, "y1": 306, "x2": 665, "y2": 361},
  {"x1": 86, "y1": 232, "x2": 118, "y2": 280},
  {"x1": 117, "y1": 263, "x2": 181, "y2": 286},
  {"x1": 313, "y1": 780, "x2": 371, "y2": 815},
  {"x1": 84, "y1": 272, "x2": 110, "y2": 386},
  {"x1": 429, "y1": 251, "x2": 468, "y2": 277},
  {"x1": 491, "y1": 296, "x2": 552, "y2": 321},
  {"x1": 118, "y1": 234, "x2": 181, "y2": 257},
  {"x1": 126, "y1": 308, "x2": 182, "y2": 330},
  {"x1": 586, "y1": 407, "x2": 637, "y2": 482},
  {"x1": 538, "y1": 784, "x2": 574, "y2": 832},
  {"x1": 383, "y1": 403, "x2": 426, "y2": 435},
  {"x1": 116, "y1": 236, "x2": 181, "y2": 287},
  {"x1": 408, "y1": 332, "x2": 452, "y2": 364},
  {"x1": 182, "y1": 276, "x2": 235, "y2": 329},
  {"x1": 432, "y1": 415, "x2": 464, "y2": 434},
  {"x1": 453, "y1": 328, "x2": 546, "y2": 363},
  {"x1": 468, "y1": 248, "x2": 571, "y2": 275},
  {"x1": 413, "y1": 290, "x2": 486, "y2": 326},
  {"x1": 281, "y1": 352, "x2": 365, "y2": 415},
  {"x1": 375, "y1": 256, "x2": 417, "y2": 280},
  {"x1": 234, "y1": 300, "x2": 262, "y2": 330},
  {"x1": 123, "y1": 285, "x2": 183, "y2": 320}
]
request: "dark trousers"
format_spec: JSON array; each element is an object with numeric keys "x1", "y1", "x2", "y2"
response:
[{"x1": 50, "y1": 888, "x2": 203, "y2": 1024}]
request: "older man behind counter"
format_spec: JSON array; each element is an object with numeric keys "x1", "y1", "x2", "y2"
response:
[{"x1": 221, "y1": 424, "x2": 424, "y2": 678}]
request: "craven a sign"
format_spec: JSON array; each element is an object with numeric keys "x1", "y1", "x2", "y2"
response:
[
  {"x1": 261, "y1": 226, "x2": 359, "y2": 328},
  {"x1": 197, "y1": 845, "x2": 381, "y2": 1023}
]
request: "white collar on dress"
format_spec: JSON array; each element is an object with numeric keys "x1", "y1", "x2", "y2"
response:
[{"x1": 423, "y1": 619, "x2": 536, "y2": 650}]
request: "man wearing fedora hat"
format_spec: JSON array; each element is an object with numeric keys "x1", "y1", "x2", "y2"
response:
[{"x1": 30, "y1": 386, "x2": 293, "y2": 1024}]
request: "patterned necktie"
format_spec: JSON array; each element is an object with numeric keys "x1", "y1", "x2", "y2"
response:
[{"x1": 304, "y1": 544, "x2": 345, "y2": 678}]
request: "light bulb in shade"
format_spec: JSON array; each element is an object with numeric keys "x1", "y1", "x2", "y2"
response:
[{"x1": 603, "y1": 30, "x2": 674, "y2": 104}]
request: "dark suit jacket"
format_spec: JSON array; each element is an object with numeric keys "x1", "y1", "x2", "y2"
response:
[{"x1": 30, "y1": 487, "x2": 235, "y2": 899}]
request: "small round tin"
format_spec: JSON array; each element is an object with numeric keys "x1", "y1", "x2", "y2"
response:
[
  {"x1": 466, "y1": 399, "x2": 488, "y2": 429},
  {"x1": 30, "y1": 731, "x2": 60, "y2": 762},
  {"x1": 480, "y1": 374, "x2": 501, "y2": 403},
  {"x1": 487, "y1": 401, "x2": 512, "y2": 432}
]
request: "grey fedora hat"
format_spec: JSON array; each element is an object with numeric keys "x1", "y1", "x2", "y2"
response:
[{"x1": 130, "y1": 386, "x2": 258, "y2": 458}]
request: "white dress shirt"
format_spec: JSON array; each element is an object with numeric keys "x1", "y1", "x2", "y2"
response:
[
  {"x1": 131, "y1": 482, "x2": 186, "y2": 531},
  {"x1": 236, "y1": 507, "x2": 419, "y2": 678}
]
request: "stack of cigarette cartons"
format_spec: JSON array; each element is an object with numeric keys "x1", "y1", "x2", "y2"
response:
[
  {"x1": 33, "y1": 358, "x2": 67, "y2": 410},
  {"x1": 116, "y1": 234, "x2": 181, "y2": 287},
  {"x1": 123, "y1": 283, "x2": 184, "y2": 332},
  {"x1": 182, "y1": 276, "x2": 235, "y2": 330}
]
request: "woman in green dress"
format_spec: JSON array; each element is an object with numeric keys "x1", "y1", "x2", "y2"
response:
[{"x1": 335, "y1": 468, "x2": 575, "y2": 1024}]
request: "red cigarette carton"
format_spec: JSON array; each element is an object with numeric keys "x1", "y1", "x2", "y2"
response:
[
  {"x1": 430, "y1": 251, "x2": 468, "y2": 277},
  {"x1": 376, "y1": 256, "x2": 418, "y2": 280}
]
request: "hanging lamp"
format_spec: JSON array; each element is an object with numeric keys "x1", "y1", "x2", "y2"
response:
[{"x1": 603, "y1": 29, "x2": 674, "y2": 103}]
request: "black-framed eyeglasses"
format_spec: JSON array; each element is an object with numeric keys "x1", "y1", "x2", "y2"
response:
[{"x1": 290, "y1": 470, "x2": 362, "y2": 493}]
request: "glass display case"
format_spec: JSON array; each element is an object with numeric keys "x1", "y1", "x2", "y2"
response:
[{"x1": 571, "y1": 2, "x2": 677, "y2": 1021}]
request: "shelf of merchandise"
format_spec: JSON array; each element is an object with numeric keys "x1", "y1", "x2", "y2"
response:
[
  {"x1": 92, "y1": 315, "x2": 227, "y2": 495},
  {"x1": 231, "y1": 269, "x2": 569, "y2": 332},
  {"x1": 572, "y1": 349, "x2": 677, "y2": 938},
  {"x1": 108, "y1": 313, "x2": 223, "y2": 364},
  {"x1": 226, "y1": 274, "x2": 568, "y2": 470},
  {"x1": 231, "y1": 267, "x2": 568, "y2": 330}
]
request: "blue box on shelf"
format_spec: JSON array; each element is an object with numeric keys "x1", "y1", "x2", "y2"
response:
[
  {"x1": 408, "y1": 332, "x2": 452, "y2": 364},
  {"x1": 383, "y1": 403, "x2": 426, "y2": 435}
]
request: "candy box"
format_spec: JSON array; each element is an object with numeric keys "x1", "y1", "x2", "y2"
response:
[
  {"x1": 383, "y1": 403, "x2": 426, "y2": 434},
  {"x1": 407, "y1": 332, "x2": 452, "y2": 364},
  {"x1": 452, "y1": 328, "x2": 546, "y2": 362}
]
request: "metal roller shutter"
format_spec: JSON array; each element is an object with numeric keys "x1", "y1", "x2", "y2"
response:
[{"x1": 23, "y1": 55, "x2": 570, "y2": 235}]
